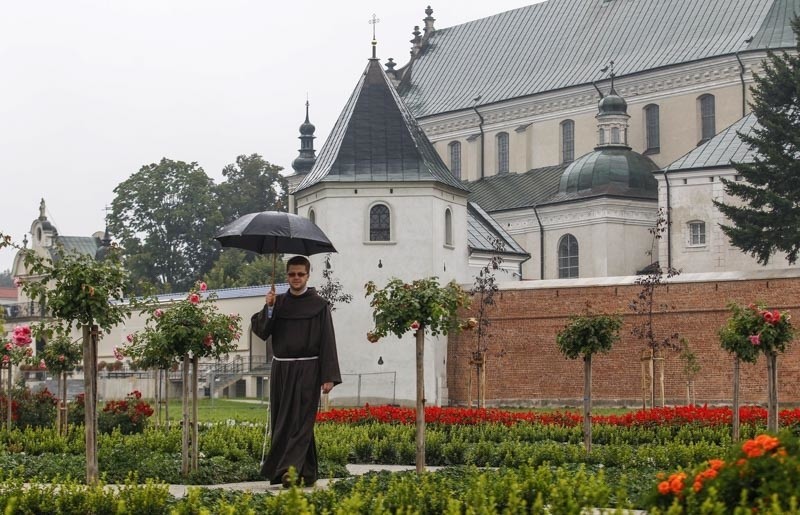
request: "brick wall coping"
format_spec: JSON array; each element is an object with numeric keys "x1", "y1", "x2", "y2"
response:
[{"x1": 483, "y1": 268, "x2": 800, "y2": 292}]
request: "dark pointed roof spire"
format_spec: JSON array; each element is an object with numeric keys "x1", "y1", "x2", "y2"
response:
[
  {"x1": 295, "y1": 58, "x2": 468, "y2": 193},
  {"x1": 292, "y1": 99, "x2": 317, "y2": 174}
]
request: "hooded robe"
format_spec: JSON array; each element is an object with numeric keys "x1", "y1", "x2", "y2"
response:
[{"x1": 251, "y1": 287, "x2": 341, "y2": 485}]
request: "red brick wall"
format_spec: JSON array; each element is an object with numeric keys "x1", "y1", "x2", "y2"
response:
[{"x1": 447, "y1": 276, "x2": 800, "y2": 407}]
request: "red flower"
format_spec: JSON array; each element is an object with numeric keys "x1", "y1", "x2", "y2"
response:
[
  {"x1": 763, "y1": 310, "x2": 775, "y2": 324},
  {"x1": 749, "y1": 334, "x2": 761, "y2": 346},
  {"x1": 199, "y1": 282, "x2": 208, "y2": 292},
  {"x1": 410, "y1": 321, "x2": 420, "y2": 331},
  {"x1": 189, "y1": 293, "x2": 200, "y2": 305}
]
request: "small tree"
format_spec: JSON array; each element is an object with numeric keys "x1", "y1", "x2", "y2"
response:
[
  {"x1": 33, "y1": 325, "x2": 82, "y2": 434},
  {"x1": 678, "y1": 338, "x2": 701, "y2": 406},
  {"x1": 365, "y1": 277, "x2": 470, "y2": 474},
  {"x1": 720, "y1": 302, "x2": 793, "y2": 436},
  {"x1": 630, "y1": 209, "x2": 680, "y2": 408},
  {"x1": 317, "y1": 254, "x2": 353, "y2": 311},
  {"x1": 123, "y1": 281, "x2": 241, "y2": 476},
  {"x1": 556, "y1": 308, "x2": 622, "y2": 453},
  {"x1": 0, "y1": 234, "x2": 135, "y2": 484},
  {"x1": 0, "y1": 321, "x2": 33, "y2": 430},
  {"x1": 468, "y1": 237, "x2": 506, "y2": 408}
]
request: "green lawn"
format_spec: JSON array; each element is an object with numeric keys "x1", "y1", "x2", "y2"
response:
[{"x1": 154, "y1": 398, "x2": 269, "y2": 424}]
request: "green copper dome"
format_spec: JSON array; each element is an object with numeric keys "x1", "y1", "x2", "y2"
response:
[
  {"x1": 598, "y1": 92, "x2": 627, "y2": 115},
  {"x1": 558, "y1": 147, "x2": 658, "y2": 199}
]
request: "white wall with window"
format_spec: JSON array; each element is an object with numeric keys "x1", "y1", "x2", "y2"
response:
[{"x1": 687, "y1": 220, "x2": 706, "y2": 247}]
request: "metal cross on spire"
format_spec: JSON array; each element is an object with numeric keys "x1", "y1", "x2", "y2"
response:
[{"x1": 369, "y1": 13, "x2": 380, "y2": 58}]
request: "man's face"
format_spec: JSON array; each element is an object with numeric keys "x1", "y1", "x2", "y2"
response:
[{"x1": 287, "y1": 264, "x2": 309, "y2": 292}]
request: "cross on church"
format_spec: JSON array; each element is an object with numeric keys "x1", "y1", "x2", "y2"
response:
[{"x1": 369, "y1": 13, "x2": 380, "y2": 40}]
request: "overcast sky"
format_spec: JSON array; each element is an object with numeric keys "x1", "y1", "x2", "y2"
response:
[{"x1": 0, "y1": 0, "x2": 538, "y2": 274}]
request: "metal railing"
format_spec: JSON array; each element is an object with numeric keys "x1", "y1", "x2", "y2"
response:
[
  {"x1": 2, "y1": 301, "x2": 47, "y2": 321},
  {"x1": 339, "y1": 371, "x2": 397, "y2": 406}
]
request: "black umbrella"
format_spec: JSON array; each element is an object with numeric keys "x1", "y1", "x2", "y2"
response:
[{"x1": 214, "y1": 211, "x2": 337, "y2": 288}]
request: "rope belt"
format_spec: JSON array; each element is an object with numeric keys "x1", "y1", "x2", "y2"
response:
[{"x1": 272, "y1": 356, "x2": 319, "y2": 362}]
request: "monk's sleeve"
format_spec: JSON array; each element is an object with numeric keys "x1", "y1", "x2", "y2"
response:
[
  {"x1": 318, "y1": 306, "x2": 342, "y2": 386},
  {"x1": 250, "y1": 304, "x2": 274, "y2": 341}
]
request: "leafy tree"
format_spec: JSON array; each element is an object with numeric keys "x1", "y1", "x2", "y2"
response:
[
  {"x1": 216, "y1": 154, "x2": 287, "y2": 223},
  {"x1": 203, "y1": 249, "x2": 285, "y2": 289},
  {"x1": 365, "y1": 277, "x2": 470, "y2": 474},
  {"x1": 714, "y1": 18, "x2": 800, "y2": 264},
  {"x1": 108, "y1": 158, "x2": 222, "y2": 293},
  {"x1": 556, "y1": 307, "x2": 622, "y2": 453},
  {"x1": 0, "y1": 269, "x2": 13, "y2": 287}
]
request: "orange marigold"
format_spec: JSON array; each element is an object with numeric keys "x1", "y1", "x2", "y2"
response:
[
  {"x1": 708, "y1": 459, "x2": 725, "y2": 471},
  {"x1": 658, "y1": 481, "x2": 671, "y2": 495}
]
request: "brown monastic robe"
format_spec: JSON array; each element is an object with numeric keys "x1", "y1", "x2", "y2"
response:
[{"x1": 251, "y1": 287, "x2": 341, "y2": 485}]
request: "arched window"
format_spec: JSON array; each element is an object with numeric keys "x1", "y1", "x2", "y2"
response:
[
  {"x1": 448, "y1": 141, "x2": 461, "y2": 179},
  {"x1": 308, "y1": 208, "x2": 316, "y2": 224},
  {"x1": 561, "y1": 120, "x2": 575, "y2": 163},
  {"x1": 496, "y1": 132, "x2": 509, "y2": 173},
  {"x1": 688, "y1": 220, "x2": 706, "y2": 246},
  {"x1": 369, "y1": 204, "x2": 391, "y2": 241},
  {"x1": 644, "y1": 104, "x2": 660, "y2": 152},
  {"x1": 558, "y1": 234, "x2": 579, "y2": 279},
  {"x1": 699, "y1": 94, "x2": 716, "y2": 143},
  {"x1": 444, "y1": 208, "x2": 453, "y2": 246}
]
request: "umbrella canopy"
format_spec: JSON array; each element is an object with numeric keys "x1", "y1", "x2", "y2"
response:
[{"x1": 214, "y1": 211, "x2": 336, "y2": 256}]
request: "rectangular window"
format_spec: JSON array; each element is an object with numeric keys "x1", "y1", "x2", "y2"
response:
[
  {"x1": 645, "y1": 105, "x2": 660, "y2": 152},
  {"x1": 561, "y1": 120, "x2": 574, "y2": 164},
  {"x1": 700, "y1": 95, "x2": 716, "y2": 142},
  {"x1": 449, "y1": 141, "x2": 461, "y2": 179},
  {"x1": 689, "y1": 222, "x2": 706, "y2": 246}
]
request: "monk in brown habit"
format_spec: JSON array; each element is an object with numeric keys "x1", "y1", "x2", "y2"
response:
[{"x1": 251, "y1": 255, "x2": 341, "y2": 487}]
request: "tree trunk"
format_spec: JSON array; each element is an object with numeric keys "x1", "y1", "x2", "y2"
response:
[
  {"x1": 164, "y1": 369, "x2": 170, "y2": 428},
  {"x1": 766, "y1": 352, "x2": 779, "y2": 432},
  {"x1": 583, "y1": 354, "x2": 592, "y2": 454},
  {"x1": 467, "y1": 369, "x2": 473, "y2": 409},
  {"x1": 181, "y1": 354, "x2": 190, "y2": 476},
  {"x1": 415, "y1": 327, "x2": 426, "y2": 475},
  {"x1": 479, "y1": 358, "x2": 487, "y2": 408},
  {"x1": 640, "y1": 350, "x2": 649, "y2": 409},
  {"x1": 154, "y1": 368, "x2": 161, "y2": 428},
  {"x1": 59, "y1": 371, "x2": 68, "y2": 435},
  {"x1": 732, "y1": 356, "x2": 740, "y2": 442},
  {"x1": 84, "y1": 324, "x2": 99, "y2": 484},
  {"x1": 6, "y1": 364, "x2": 12, "y2": 431},
  {"x1": 656, "y1": 350, "x2": 665, "y2": 407},
  {"x1": 649, "y1": 349, "x2": 656, "y2": 408},
  {"x1": 192, "y1": 357, "x2": 199, "y2": 472},
  {"x1": 686, "y1": 380, "x2": 691, "y2": 406}
]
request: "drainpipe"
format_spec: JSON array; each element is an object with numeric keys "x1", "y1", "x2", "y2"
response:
[
  {"x1": 735, "y1": 37, "x2": 753, "y2": 118},
  {"x1": 472, "y1": 96, "x2": 485, "y2": 179},
  {"x1": 663, "y1": 171, "x2": 673, "y2": 269},
  {"x1": 533, "y1": 206, "x2": 545, "y2": 279}
]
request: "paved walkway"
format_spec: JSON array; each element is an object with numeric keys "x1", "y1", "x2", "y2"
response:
[{"x1": 165, "y1": 464, "x2": 439, "y2": 498}]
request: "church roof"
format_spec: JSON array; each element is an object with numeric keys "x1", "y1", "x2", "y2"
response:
[
  {"x1": 466, "y1": 165, "x2": 565, "y2": 212},
  {"x1": 50, "y1": 236, "x2": 100, "y2": 261},
  {"x1": 399, "y1": 0, "x2": 797, "y2": 118},
  {"x1": 467, "y1": 202, "x2": 528, "y2": 257},
  {"x1": 295, "y1": 58, "x2": 468, "y2": 193},
  {"x1": 663, "y1": 112, "x2": 759, "y2": 172}
]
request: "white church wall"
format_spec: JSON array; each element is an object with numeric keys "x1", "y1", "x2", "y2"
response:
[
  {"x1": 658, "y1": 168, "x2": 800, "y2": 274},
  {"x1": 296, "y1": 182, "x2": 469, "y2": 405}
]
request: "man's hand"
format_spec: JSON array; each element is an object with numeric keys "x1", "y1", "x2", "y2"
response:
[
  {"x1": 266, "y1": 287, "x2": 275, "y2": 307},
  {"x1": 321, "y1": 382, "x2": 334, "y2": 394}
]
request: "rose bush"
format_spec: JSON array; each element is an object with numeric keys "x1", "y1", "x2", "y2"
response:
[{"x1": 719, "y1": 302, "x2": 793, "y2": 363}]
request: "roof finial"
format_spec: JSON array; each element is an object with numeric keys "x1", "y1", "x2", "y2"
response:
[
  {"x1": 369, "y1": 13, "x2": 380, "y2": 59},
  {"x1": 305, "y1": 95, "x2": 310, "y2": 123}
]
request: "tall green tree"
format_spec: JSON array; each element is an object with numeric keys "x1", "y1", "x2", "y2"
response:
[
  {"x1": 714, "y1": 18, "x2": 800, "y2": 264},
  {"x1": 0, "y1": 270, "x2": 13, "y2": 287},
  {"x1": 216, "y1": 154, "x2": 287, "y2": 223},
  {"x1": 203, "y1": 249, "x2": 285, "y2": 289},
  {"x1": 108, "y1": 158, "x2": 222, "y2": 293}
]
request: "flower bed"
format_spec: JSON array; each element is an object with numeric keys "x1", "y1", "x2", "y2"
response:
[{"x1": 317, "y1": 404, "x2": 800, "y2": 428}]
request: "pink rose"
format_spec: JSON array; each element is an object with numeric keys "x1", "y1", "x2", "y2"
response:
[
  {"x1": 763, "y1": 311, "x2": 775, "y2": 324},
  {"x1": 410, "y1": 321, "x2": 420, "y2": 331},
  {"x1": 154, "y1": 308, "x2": 164, "y2": 318},
  {"x1": 113, "y1": 346, "x2": 125, "y2": 361},
  {"x1": 126, "y1": 334, "x2": 134, "y2": 343},
  {"x1": 769, "y1": 310, "x2": 781, "y2": 325},
  {"x1": 38, "y1": 359, "x2": 46, "y2": 369},
  {"x1": 199, "y1": 282, "x2": 208, "y2": 292},
  {"x1": 189, "y1": 293, "x2": 200, "y2": 305},
  {"x1": 4, "y1": 343, "x2": 11, "y2": 351},
  {"x1": 749, "y1": 334, "x2": 761, "y2": 346}
]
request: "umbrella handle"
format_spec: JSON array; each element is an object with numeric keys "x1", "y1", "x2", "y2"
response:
[{"x1": 271, "y1": 253, "x2": 277, "y2": 293}]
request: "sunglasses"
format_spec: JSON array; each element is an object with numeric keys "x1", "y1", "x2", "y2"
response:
[{"x1": 287, "y1": 272, "x2": 308, "y2": 278}]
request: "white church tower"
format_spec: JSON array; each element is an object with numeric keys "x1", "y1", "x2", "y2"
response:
[{"x1": 291, "y1": 42, "x2": 471, "y2": 405}]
